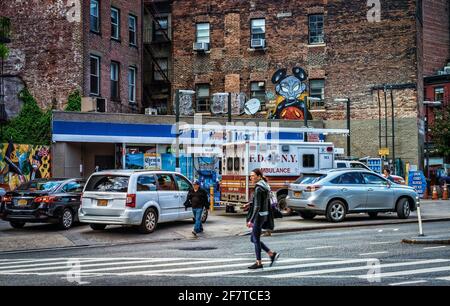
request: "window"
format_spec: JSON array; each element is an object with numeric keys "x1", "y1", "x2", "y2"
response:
[
  {"x1": 90, "y1": 0, "x2": 100, "y2": 33},
  {"x1": 153, "y1": 17, "x2": 168, "y2": 42},
  {"x1": 85, "y1": 175, "x2": 129, "y2": 192},
  {"x1": 175, "y1": 175, "x2": 192, "y2": 191},
  {"x1": 350, "y1": 162, "x2": 370, "y2": 170},
  {"x1": 331, "y1": 173, "x2": 365, "y2": 185},
  {"x1": 234, "y1": 157, "x2": 240, "y2": 171},
  {"x1": 361, "y1": 173, "x2": 389, "y2": 185},
  {"x1": 309, "y1": 14, "x2": 324, "y2": 44},
  {"x1": 435, "y1": 87, "x2": 444, "y2": 103},
  {"x1": 309, "y1": 79, "x2": 325, "y2": 108},
  {"x1": 227, "y1": 157, "x2": 233, "y2": 171},
  {"x1": 153, "y1": 58, "x2": 168, "y2": 81},
  {"x1": 110, "y1": 61, "x2": 120, "y2": 100},
  {"x1": 250, "y1": 81, "x2": 266, "y2": 109},
  {"x1": 137, "y1": 175, "x2": 157, "y2": 191},
  {"x1": 129, "y1": 15, "x2": 137, "y2": 46},
  {"x1": 196, "y1": 23, "x2": 210, "y2": 43},
  {"x1": 303, "y1": 154, "x2": 315, "y2": 168},
  {"x1": 128, "y1": 66, "x2": 136, "y2": 103},
  {"x1": 294, "y1": 174, "x2": 327, "y2": 184},
  {"x1": 251, "y1": 19, "x2": 265, "y2": 47},
  {"x1": 63, "y1": 181, "x2": 85, "y2": 193},
  {"x1": 111, "y1": 7, "x2": 120, "y2": 40},
  {"x1": 90, "y1": 55, "x2": 100, "y2": 95},
  {"x1": 196, "y1": 84, "x2": 210, "y2": 112},
  {"x1": 336, "y1": 162, "x2": 347, "y2": 168},
  {"x1": 156, "y1": 174, "x2": 176, "y2": 191}
]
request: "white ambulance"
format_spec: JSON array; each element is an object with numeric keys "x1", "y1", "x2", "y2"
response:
[{"x1": 220, "y1": 141, "x2": 335, "y2": 212}]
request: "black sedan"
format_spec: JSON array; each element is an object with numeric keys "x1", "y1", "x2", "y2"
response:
[{"x1": 1, "y1": 178, "x2": 85, "y2": 230}]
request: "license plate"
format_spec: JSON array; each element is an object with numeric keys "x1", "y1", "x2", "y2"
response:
[
  {"x1": 17, "y1": 199, "x2": 28, "y2": 206},
  {"x1": 294, "y1": 192, "x2": 302, "y2": 198},
  {"x1": 97, "y1": 199, "x2": 108, "y2": 206}
]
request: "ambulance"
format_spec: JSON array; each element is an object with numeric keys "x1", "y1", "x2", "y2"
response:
[{"x1": 220, "y1": 140, "x2": 335, "y2": 212}]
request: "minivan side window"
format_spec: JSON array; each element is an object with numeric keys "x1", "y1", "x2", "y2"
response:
[
  {"x1": 362, "y1": 173, "x2": 388, "y2": 185},
  {"x1": 174, "y1": 175, "x2": 192, "y2": 191},
  {"x1": 137, "y1": 175, "x2": 157, "y2": 191},
  {"x1": 156, "y1": 174, "x2": 176, "y2": 191}
]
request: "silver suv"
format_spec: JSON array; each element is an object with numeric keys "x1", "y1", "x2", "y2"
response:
[
  {"x1": 286, "y1": 169, "x2": 419, "y2": 222},
  {"x1": 79, "y1": 170, "x2": 207, "y2": 233}
]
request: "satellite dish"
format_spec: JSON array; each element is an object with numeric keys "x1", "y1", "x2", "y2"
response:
[{"x1": 244, "y1": 98, "x2": 261, "y2": 115}]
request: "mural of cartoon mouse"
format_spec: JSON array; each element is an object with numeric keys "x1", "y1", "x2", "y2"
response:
[{"x1": 269, "y1": 67, "x2": 313, "y2": 120}]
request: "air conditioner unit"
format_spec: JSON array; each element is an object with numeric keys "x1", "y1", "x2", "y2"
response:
[
  {"x1": 251, "y1": 38, "x2": 265, "y2": 48},
  {"x1": 193, "y1": 42, "x2": 209, "y2": 51},
  {"x1": 444, "y1": 66, "x2": 450, "y2": 74},
  {"x1": 145, "y1": 107, "x2": 158, "y2": 115},
  {"x1": 438, "y1": 70, "x2": 446, "y2": 75},
  {"x1": 81, "y1": 97, "x2": 107, "y2": 112}
]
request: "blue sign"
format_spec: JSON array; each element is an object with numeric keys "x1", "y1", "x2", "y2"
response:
[
  {"x1": 408, "y1": 170, "x2": 427, "y2": 198},
  {"x1": 367, "y1": 158, "x2": 382, "y2": 174}
]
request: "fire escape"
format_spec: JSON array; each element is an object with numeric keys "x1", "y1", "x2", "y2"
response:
[{"x1": 143, "y1": 0, "x2": 171, "y2": 115}]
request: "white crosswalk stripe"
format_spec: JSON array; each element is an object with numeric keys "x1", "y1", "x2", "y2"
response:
[{"x1": 0, "y1": 257, "x2": 449, "y2": 284}]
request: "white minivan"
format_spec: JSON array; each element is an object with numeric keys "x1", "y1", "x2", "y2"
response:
[{"x1": 78, "y1": 170, "x2": 208, "y2": 233}]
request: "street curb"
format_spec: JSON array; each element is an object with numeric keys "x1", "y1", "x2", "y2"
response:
[
  {"x1": 271, "y1": 217, "x2": 450, "y2": 234},
  {"x1": 401, "y1": 238, "x2": 450, "y2": 245}
]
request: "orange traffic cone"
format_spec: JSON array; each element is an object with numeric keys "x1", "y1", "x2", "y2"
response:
[
  {"x1": 442, "y1": 184, "x2": 449, "y2": 200},
  {"x1": 432, "y1": 185, "x2": 439, "y2": 200}
]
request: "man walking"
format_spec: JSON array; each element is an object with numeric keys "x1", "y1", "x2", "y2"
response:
[{"x1": 185, "y1": 180, "x2": 209, "y2": 237}]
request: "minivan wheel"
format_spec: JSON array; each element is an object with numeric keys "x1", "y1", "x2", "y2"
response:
[
  {"x1": 10, "y1": 221, "x2": 25, "y2": 229},
  {"x1": 326, "y1": 200, "x2": 346, "y2": 222},
  {"x1": 396, "y1": 198, "x2": 411, "y2": 219},
  {"x1": 201, "y1": 209, "x2": 208, "y2": 223},
  {"x1": 368, "y1": 212, "x2": 379, "y2": 218},
  {"x1": 58, "y1": 208, "x2": 74, "y2": 230},
  {"x1": 138, "y1": 208, "x2": 158, "y2": 234},
  {"x1": 90, "y1": 224, "x2": 107, "y2": 230},
  {"x1": 299, "y1": 211, "x2": 317, "y2": 220}
]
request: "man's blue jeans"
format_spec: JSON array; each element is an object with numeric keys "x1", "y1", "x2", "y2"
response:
[{"x1": 192, "y1": 208, "x2": 203, "y2": 233}]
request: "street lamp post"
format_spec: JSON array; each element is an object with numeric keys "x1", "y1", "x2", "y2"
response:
[
  {"x1": 335, "y1": 98, "x2": 351, "y2": 158},
  {"x1": 423, "y1": 100, "x2": 442, "y2": 179}
]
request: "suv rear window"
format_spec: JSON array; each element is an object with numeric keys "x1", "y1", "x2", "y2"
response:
[
  {"x1": 85, "y1": 175, "x2": 129, "y2": 192},
  {"x1": 294, "y1": 174, "x2": 327, "y2": 184}
]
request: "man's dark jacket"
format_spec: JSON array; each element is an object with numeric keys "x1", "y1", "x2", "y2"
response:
[{"x1": 185, "y1": 187, "x2": 209, "y2": 209}]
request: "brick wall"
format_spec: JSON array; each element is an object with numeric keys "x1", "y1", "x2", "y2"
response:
[
  {"x1": 0, "y1": 0, "x2": 84, "y2": 110},
  {"x1": 423, "y1": 0, "x2": 450, "y2": 76}
]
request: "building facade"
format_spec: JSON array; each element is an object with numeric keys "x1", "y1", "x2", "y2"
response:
[{"x1": 0, "y1": 0, "x2": 143, "y2": 114}]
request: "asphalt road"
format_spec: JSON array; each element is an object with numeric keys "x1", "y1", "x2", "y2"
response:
[{"x1": 0, "y1": 221, "x2": 449, "y2": 286}]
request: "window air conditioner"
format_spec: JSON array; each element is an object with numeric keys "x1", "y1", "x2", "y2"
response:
[
  {"x1": 444, "y1": 66, "x2": 450, "y2": 74},
  {"x1": 251, "y1": 38, "x2": 265, "y2": 48},
  {"x1": 193, "y1": 42, "x2": 209, "y2": 51},
  {"x1": 145, "y1": 107, "x2": 158, "y2": 115}
]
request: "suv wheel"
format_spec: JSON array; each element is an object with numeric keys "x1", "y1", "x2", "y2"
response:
[
  {"x1": 90, "y1": 224, "x2": 107, "y2": 230},
  {"x1": 299, "y1": 211, "x2": 316, "y2": 220},
  {"x1": 10, "y1": 221, "x2": 25, "y2": 229},
  {"x1": 138, "y1": 207, "x2": 158, "y2": 234},
  {"x1": 368, "y1": 212, "x2": 379, "y2": 218},
  {"x1": 396, "y1": 198, "x2": 411, "y2": 219},
  {"x1": 277, "y1": 194, "x2": 293, "y2": 215},
  {"x1": 58, "y1": 208, "x2": 74, "y2": 230},
  {"x1": 326, "y1": 200, "x2": 346, "y2": 222}
]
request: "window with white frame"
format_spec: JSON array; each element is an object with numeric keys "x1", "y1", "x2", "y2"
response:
[
  {"x1": 110, "y1": 61, "x2": 120, "y2": 100},
  {"x1": 90, "y1": 0, "x2": 100, "y2": 33},
  {"x1": 111, "y1": 7, "x2": 120, "y2": 40},
  {"x1": 196, "y1": 84, "x2": 210, "y2": 112},
  {"x1": 153, "y1": 58, "x2": 168, "y2": 81},
  {"x1": 153, "y1": 17, "x2": 168, "y2": 42},
  {"x1": 309, "y1": 14, "x2": 324, "y2": 44},
  {"x1": 309, "y1": 79, "x2": 325, "y2": 108},
  {"x1": 196, "y1": 23, "x2": 210, "y2": 44},
  {"x1": 434, "y1": 87, "x2": 444, "y2": 103},
  {"x1": 90, "y1": 55, "x2": 100, "y2": 96},
  {"x1": 129, "y1": 15, "x2": 137, "y2": 46},
  {"x1": 128, "y1": 67, "x2": 137, "y2": 103},
  {"x1": 251, "y1": 19, "x2": 265, "y2": 48},
  {"x1": 250, "y1": 81, "x2": 266, "y2": 109}
]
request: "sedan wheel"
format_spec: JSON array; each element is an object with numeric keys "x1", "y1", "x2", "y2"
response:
[
  {"x1": 58, "y1": 208, "x2": 74, "y2": 230},
  {"x1": 326, "y1": 200, "x2": 346, "y2": 222}
]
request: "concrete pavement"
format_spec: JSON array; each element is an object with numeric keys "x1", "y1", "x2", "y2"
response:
[{"x1": 1, "y1": 199, "x2": 449, "y2": 253}]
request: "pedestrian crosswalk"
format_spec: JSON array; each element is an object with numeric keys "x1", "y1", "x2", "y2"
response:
[{"x1": 0, "y1": 256, "x2": 450, "y2": 284}]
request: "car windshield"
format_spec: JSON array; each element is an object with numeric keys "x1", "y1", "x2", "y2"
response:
[
  {"x1": 16, "y1": 180, "x2": 64, "y2": 191},
  {"x1": 294, "y1": 174, "x2": 327, "y2": 184},
  {"x1": 85, "y1": 175, "x2": 129, "y2": 192}
]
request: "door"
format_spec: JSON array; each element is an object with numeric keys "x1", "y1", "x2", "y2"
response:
[
  {"x1": 94, "y1": 155, "x2": 115, "y2": 171},
  {"x1": 361, "y1": 172, "x2": 394, "y2": 210},
  {"x1": 329, "y1": 172, "x2": 367, "y2": 211},
  {"x1": 174, "y1": 174, "x2": 193, "y2": 219},
  {"x1": 155, "y1": 174, "x2": 179, "y2": 221},
  {"x1": 299, "y1": 148, "x2": 319, "y2": 172}
]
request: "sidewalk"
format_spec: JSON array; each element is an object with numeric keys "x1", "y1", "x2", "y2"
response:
[{"x1": 1, "y1": 199, "x2": 450, "y2": 252}]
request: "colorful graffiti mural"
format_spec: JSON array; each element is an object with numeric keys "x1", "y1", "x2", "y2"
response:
[
  {"x1": 267, "y1": 67, "x2": 313, "y2": 120},
  {"x1": 0, "y1": 141, "x2": 51, "y2": 190}
]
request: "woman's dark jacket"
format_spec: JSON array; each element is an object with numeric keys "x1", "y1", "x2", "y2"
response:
[{"x1": 246, "y1": 180, "x2": 274, "y2": 230}]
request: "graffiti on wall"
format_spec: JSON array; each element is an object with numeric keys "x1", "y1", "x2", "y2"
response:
[
  {"x1": 267, "y1": 67, "x2": 313, "y2": 120},
  {"x1": 210, "y1": 93, "x2": 246, "y2": 115},
  {"x1": 0, "y1": 141, "x2": 51, "y2": 190}
]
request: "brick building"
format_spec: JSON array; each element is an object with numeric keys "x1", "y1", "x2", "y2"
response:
[
  {"x1": 166, "y1": 0, "x2": 448, "y2": 169},
  {"x1": 0, "y1": 0, "x2": 142, "y2": 115}
]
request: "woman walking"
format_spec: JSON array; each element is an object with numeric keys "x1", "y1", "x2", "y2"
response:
[{"x1": 245, "y1": 169, "x2": 279, "y2": 269}]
